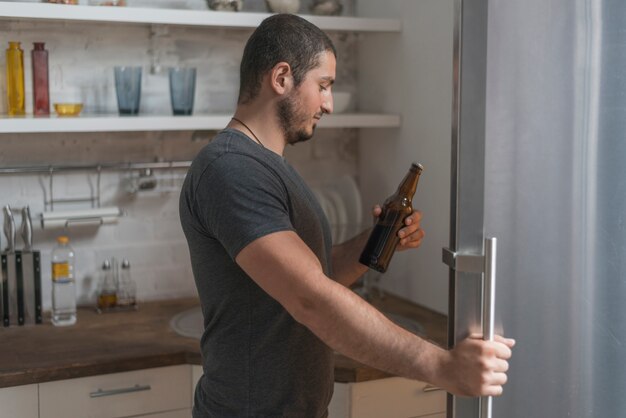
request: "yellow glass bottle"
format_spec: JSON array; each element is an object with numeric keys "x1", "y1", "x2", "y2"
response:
[{"x1": 6, "y1": 41, "x2": 25, "y2": 116}]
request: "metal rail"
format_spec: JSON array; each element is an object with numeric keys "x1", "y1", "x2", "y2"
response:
[{"x1": 0, "y1": 160, "x2": 192, "y2": 175}]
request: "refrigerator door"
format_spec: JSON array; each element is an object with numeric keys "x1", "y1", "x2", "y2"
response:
[
  {"x1": 445, "y1": 0, "x2": 489, "y2": 417},
  {"x1": 450, "y1": 0, "x2": 626, "y2": 416}
]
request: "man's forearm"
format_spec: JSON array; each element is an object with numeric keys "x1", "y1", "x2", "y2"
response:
[
  {"x1": 294, "y1": 276, "x2": 447, "y2": 385},
  {"x1": 331, "y1": 228, "x2": 371, "y2": 286}
]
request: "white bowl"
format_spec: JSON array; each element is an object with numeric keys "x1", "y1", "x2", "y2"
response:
[
  {"x1": 332, "y1": 91, "x2": 351, "y2": 113},
  {"x1": 265, "y1": 0, "x2": 300, "y2": 13}
]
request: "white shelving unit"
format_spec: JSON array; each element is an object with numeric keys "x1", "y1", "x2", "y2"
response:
[
  {"x1": 0, "y1": 113, "x2": 400, "y2": 133},
  {"x1": 0, "y1": 2, "x2": 401, "y2": 32},
  {"x1": 0, "y1": 1, "x2": 401, "y2": 133}
]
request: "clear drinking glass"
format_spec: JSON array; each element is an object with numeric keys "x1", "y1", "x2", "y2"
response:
[
  {"x1": 169, "y1": 67, "x2": 196, "y2": 115},
  {"x1": 114, "y1": 66, "x2": 142, "y2": 115}
]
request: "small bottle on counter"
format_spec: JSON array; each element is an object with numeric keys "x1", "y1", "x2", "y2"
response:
[
  {"x1": 97, "y1": 259, "x2": 117, "y2": 310},
  {"x1": 116, "y1": 259, "x2": 137, "y2": 309},
  {"x1": 51, "y1": 236, "x2": 77, "y2": 326},
  {"x1": 31, "y1": 42, "x2": 50, "y2": 116},
  {"x1": 6, "y1": 41, "x2": 25, "y2": 116}
]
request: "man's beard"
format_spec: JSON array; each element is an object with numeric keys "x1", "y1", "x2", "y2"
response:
[{"x1": 277, "y1": 91, "x2": 317, "y2": 145}]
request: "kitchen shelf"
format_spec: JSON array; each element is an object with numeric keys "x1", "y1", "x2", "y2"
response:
[
  {"x1": 0, "y1": 113, "x2": 401, "y2": 133},
  {"x1": 0, "y1": 2, "x2": 401, "y2": 32}
]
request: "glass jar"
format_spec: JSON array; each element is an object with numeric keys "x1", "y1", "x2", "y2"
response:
[
  {"x1": 116, "y1": 259, "x2": 136, "y2": 308},
  {"x1": 97, "y1": 259, "x2": 117, "y2": 310}
]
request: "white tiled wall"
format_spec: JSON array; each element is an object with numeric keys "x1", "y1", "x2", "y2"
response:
[{"x1": 0, "y1": 1, "x2": 358, "y2": 310}]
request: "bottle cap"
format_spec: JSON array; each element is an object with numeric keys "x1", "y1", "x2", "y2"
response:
[
  {"x1": 57, "y1": 236, "x2": 69, "y2": 244},
  {"x1": 122, "y1": 259, "x2": 130, "y2": 269},
  {"x1": 102, "y1": 259, "x2": 111, "y2": 270},
  {"x1": 411, "y1": 162, "x2": 424, "y2": 172}
]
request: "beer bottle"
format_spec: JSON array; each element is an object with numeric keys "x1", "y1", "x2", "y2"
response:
[{"x1": 359, "y1": 163, "x2": 423, "y2": 273}]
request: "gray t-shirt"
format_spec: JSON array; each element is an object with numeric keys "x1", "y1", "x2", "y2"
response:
[{"x1": 179, "y1": 128, "x2": 334, "y2": 418}]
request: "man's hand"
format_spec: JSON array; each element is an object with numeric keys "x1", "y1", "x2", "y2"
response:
[
  {"x1": 372, "y1": 205, "x2": 425, "y2": 251},
  {"x1": 436, "y1": 334, "x2": 515, "y2": 397}
]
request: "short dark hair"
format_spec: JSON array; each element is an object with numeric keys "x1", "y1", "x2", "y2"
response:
[{"x1": 238, "y1": 14, "x2": 337, "y2": 104}]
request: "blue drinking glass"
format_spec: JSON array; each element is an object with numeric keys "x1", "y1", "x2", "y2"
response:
[
  {"x1": 114, "y1": 66, "x2": 142, "y2": 115},
  {"x1": 169, "y1": 67, "x2": 196, "y2": 116}
]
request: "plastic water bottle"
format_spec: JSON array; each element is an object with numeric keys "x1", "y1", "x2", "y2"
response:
[{"x1": 51, "y1": 236, "x2": 76, "y2": 326}]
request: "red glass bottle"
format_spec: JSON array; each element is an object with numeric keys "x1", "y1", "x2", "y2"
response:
[{"x1": 31, "y1": 42, "x2": 50, "y2": 116}]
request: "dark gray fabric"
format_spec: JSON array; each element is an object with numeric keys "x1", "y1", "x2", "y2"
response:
[{"x1": 179, "y1": 128, "x2": 334, "y2": 418}]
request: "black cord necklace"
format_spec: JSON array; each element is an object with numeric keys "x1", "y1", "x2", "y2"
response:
[{"x1": 231, "y1": 117, "x2": 265, "y2": 148}]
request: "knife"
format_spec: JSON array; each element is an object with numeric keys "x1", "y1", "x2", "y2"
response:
[
  {"x1": 4, "y1": 206, "x2": 24, "y2": 325},
  {"x1": 3, "y1": 206, "x2": 16, "y2": 326},
  {"x1": 0, "y1": 229, "x2": 6, "y2": 327},
  {"x1": 20, "y1": 206, "x2": 39, "y2": 324}
]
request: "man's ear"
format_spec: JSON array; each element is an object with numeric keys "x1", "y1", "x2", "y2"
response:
[{"x1": 270, "y1": 62, "x2": 293, "y2": 95}]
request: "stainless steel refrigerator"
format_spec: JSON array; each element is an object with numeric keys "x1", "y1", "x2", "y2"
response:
[{"x1": 446, "y1": 0, "x2": 626, "y2": 417}]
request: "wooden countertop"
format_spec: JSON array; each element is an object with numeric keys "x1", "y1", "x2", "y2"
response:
[{"x1": 0, "y1": 293, "x2": 446, "y2": 388}]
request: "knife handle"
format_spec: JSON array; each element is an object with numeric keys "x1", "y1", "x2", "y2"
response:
[
  {"x1": 1, "y1": 254, "x2": 8, "y2": 327},
  {"x1": 16, "y1": 252, "x2": 24, "y2": 326},
  {"x1": 33, "y1": 251, "x2": 42, "y2": 324}
]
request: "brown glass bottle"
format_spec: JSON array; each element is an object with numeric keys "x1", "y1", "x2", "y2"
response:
[{"x1": 359, "y1": 162, "x2": 423, "y2": 273}]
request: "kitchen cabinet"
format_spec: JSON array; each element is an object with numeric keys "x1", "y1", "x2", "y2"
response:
[
  {"x1": 328, "y1": 377, "x2": 446, "y2": 418},
  {"x1": 0, "y1": 1, "x2": 401, "y2": 134},
  {"x1": 0, "y1": 383, "x2": 39, "y2": 418},
  {"x1": 39, "y1": 365, "x2": 191, "y2": 418},
  {"x1": 191, "y1": 364, "x2": 202, "y2": 406},
  {"x1": 192, "y1": 364, "x2": 445, "y2": 418}
]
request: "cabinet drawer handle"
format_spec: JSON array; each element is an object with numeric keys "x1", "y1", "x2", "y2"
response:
[
  {"x1": 89, "y1": 384, "x2": 151, "y2": 398},
  {"x1": 423, "y1": 385, "x2": 443, "y2": 393}
]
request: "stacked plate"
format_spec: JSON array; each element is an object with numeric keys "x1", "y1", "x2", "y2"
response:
[{"x1": 311, "y1": 175, "x2": 363, "y2": 244}]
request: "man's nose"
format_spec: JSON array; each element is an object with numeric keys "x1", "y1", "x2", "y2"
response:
[{"x1": 322, "y1": 96, "x2": 333, "y2": 114}]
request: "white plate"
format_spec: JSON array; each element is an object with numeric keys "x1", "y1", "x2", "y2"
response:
[
  {"x1": 312, "y1": 188, "x2": 336, "y2": 227},
  {"x1": 331, "y1": 175, "x2": 362, "y2": 228},
  {"x1": 326, "y1": 189, "x2": 347, "y2": 242}
]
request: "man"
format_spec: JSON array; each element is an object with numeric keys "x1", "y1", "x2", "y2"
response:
[{"x1": 180, "y1": 14, "x2": 514, "y2": 418}]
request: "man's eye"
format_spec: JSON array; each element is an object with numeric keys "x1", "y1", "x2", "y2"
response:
[{"x1": 320, "y1": 85, "x2": 327, "y2": 91}]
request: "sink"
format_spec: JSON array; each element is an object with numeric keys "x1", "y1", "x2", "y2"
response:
[
  {"x1": 170, "y1": 306, "x2": 424, "y2": 340},
  {"x1": 383, "y1": 312, "x2": 425, "y2": 336}
]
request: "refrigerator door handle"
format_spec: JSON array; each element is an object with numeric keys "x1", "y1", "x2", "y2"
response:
[{"x1": 480, "y1": 237, "x2": 497, "y2": 418}]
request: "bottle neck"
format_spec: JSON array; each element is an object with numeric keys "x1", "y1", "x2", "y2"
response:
[
  {"x1": 397, "y1": 164, "x2": 423, "y2": 197},
  {"x1": 8, "y1": 42, "x2": 21, "y2": 49}
]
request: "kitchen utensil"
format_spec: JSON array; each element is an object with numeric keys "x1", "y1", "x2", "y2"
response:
[
  {"x1": 0, "y1": 231, "x2": 6, "y2": 327},
  {"x1": 3, "y1": 205, "x2": 23, "y2": 325},
  {"x1": 20, "y1": 206, "x2": 41, "y2": 324},
  {"x1": 3, "y1": 206, "x2": 15, "y2": 253},
  {"x1": 1, "y1": 254, "x2": 6, "y2": 326}
]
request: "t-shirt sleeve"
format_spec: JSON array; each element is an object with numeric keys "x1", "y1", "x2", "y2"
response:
[{"x1": 194, "y1": 153, "x2": 294, "y2": 259}]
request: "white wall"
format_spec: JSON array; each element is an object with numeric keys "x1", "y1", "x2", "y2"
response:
[
  {"x1": 0, "y1": 2, "x2": 358, "y2": 310},
  {"x1": 357, "y1": 0, "x2": 454, "y2": 314}
]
